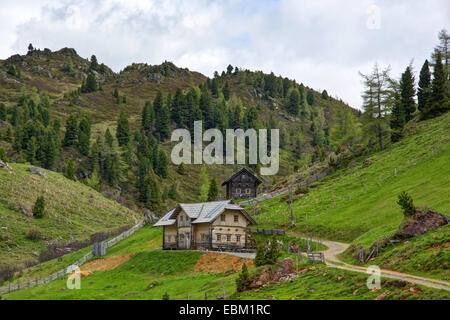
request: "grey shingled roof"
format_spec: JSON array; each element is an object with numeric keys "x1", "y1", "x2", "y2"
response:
[{"x1": 153, "y1": 200, "x2": 256, "y2": 226}]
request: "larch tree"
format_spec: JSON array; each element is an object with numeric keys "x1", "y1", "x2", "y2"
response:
[{"x1": 360, "y1": 63, "x2": 393, "y2": 150}]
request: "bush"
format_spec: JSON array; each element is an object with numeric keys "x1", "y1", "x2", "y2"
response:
[
  {"x1": 0, "y1": 265, "x2": 22, "y2": 285},
  {"x1": 0, "y1": 147, "x2": 7, "y2": 162},
  {"x1": 162, "y1": 292, "x2": 170, "y2": 300},
  {"x1": 33, "y1": 196, "x2": 46, "y2": 218},
  {"x1": 236, "y1": 263, "x2": 251, "y2": 292},
  {"x1": 27, "y1": 228, "x2": 42, "y2": 241},
  {"x1": 397, "y1": 191, "x2": 416, "y2": 217},
  {"x1": 294, "y1": 185, "x2": 309, "y2": 195},
  {"x1": 254, "y1": 236, "x2": 280, "y2": 266}
]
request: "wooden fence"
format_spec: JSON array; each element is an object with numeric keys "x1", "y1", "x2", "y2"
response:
[
  {"x1": 0, "y1": 220, "x2": 145, "y2": 296},
  {"x1": 248, "y1": 228, "x2": 285, "y2": 235},
  {"x1": 240, "y1": 169, "x2": 331, "y2": 206}
]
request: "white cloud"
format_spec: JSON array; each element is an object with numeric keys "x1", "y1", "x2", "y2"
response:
[{"x1": 0, "y1": 0, "x2": 448, "y2": 108}]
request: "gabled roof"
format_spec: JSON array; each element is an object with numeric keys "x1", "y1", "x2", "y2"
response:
[
  {"x1": 221, "y1": 167, "x2": 262, "y2": 186},
  {"x1": 153, "y1": 200, "x2": 257, "y2": 226}
]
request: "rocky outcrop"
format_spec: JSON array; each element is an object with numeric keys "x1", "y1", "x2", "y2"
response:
[
  {"x1": 248, "y1": 258, "x2": 298, "y2": 289},
  {"x1": 0, "y1": 160, "x2": 13, "y2": 171},
  {"x1": 394, "y1": 209, "x2": 449, "y2": 239},
  {"x1": 28, "y1": 166, "x2": 47, "y2": 177}
]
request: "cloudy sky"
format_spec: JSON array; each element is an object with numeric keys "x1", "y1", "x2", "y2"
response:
[{"x1": 0, "y1": 0, "x2": 448, "y2": 108}]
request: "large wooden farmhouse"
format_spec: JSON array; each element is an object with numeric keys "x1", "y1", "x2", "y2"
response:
[
  {"x1": 154, "y1": 200, "x2": 257, "y2": 250},
  {"x1": 222, "y1": 167, "x2": 262, "y2": 200}
]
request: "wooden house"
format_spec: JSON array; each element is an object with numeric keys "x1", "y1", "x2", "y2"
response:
[
  {"x1": 154, "y1": 200, "x2": 257, "y2": 251},
  {"x1": 222, "y1": 167, "x2": 262, "y2": 200}
]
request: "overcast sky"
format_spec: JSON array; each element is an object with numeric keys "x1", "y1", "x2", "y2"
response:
[{"x1": 0, "y1": 0, "x2": 448, "y2": 108}]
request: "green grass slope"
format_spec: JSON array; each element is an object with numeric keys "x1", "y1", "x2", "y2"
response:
[{"x1": 0, "y1": 163, "x2": 140, "y2": 267}]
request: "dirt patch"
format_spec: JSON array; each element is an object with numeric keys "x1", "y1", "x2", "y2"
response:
[
  {"x1": 395, "y1": 210, "x2": 448, "y2": 239},
  {"x1": 430, "y1": 241, "x2": 450, "y2": 252},
  {"x1": 147, "y1": 239, "x2": 160, "y2": 249},
  {"x1": 194, "y1": 253, "x2": 254, "y2": 274},
  {"x1": 82, "y1": 254, "x2": 134, "y2": 273}
]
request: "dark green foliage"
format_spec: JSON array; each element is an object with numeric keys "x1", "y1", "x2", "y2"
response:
[
  {"x1": 223, "y1": 81, "x2": 230, "y2": 100},
  {"x1": 168, "y1": 183, "x2": 177, "y2": 200},
  {"x1": 82, "y1": 73, "x2": 98, "y2": 93},
  {"x1": 116, "y1": 111, "x2": 130, "y2": 146},
  {"x1": 105, "y1": 128, "x2": 114, "y2": 147},
  {"x1": 306, "y1": 90, "x2": 314, "y2": 106},
  {"x1": 430, "y1": 51, "x2": 448, "y2": 116},
  {"x1": 141, "y1": 101, "x2": 154, "y2": 132},
  {"x1": 63, "y1": 114, "x2": 79, "y2": 147},
  {"x1": 321, "y1": 90, "x2": 329, "y2": 100},
  {"x1": 162, "y1": 293, "x2": 169, "y2": 300},
  {"x1": 390, "y1": 86, "x2": 405, "y2": 143},
  {"x1": 399, "y1": 66, "x2": 416, "y2": 122},
  {"x1": 0, "y1": 103, "x2": 6, "y2": 121},
  {"x1": 78, "y1": 117, "x2": 91, "y2": 156},
  {"x1": 33, "y1": 196, "x2": 46, "y2": 218},
  {"x1": 154, "y1": 91, "x2": 171, "y2": 141},
  {"x1": 236, "y1": 263, "x2": 251, "y2": 292},
  {"x1": 418, "y1": 60, "x2": 432, "y2": 119},
  {"x1": 27, "y1": 227, "x2": 42, "y2": 241},
  {"x1": 226, "y1": 64, "x2": 233, "y2": 74},
  {"x1": 89, "y1": 55, "x2": 99, "y2": 71},
  {"x1": 287, "y1": 89, "x2": 300, "y2": 116},
  {"x1": 65, "y1": 159, "x2": 75, "y2": 180},
  {"x1": 177, "y1": 163, "x2": 185, "y2": 175},
  {"x1": 397, "y1": 191, "x2": 416, "y2": 217},
  {"x1": 155, "y1": 149, "x2": 168, "y2": 179},
  {"x1": 0, "y1": 147, "x2": 7, "y2": 161},
  {"x1": 254, "y1": 236, "x2": 280, "y2": 266},
  {"x1": 207, "y1": 178, "x2": 218, "y2": 201}
]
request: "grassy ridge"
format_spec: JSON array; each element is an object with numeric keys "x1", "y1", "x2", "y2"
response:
[{"x1": 0, "y1": 163, "x2": 140, "y2": 266}]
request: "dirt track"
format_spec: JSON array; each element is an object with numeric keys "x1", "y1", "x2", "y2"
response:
[{"x1": 319, "y1": 238, "x2": 450, "y2": 291}]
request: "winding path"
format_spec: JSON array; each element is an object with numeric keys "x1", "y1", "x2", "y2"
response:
[{"x1": 318, "y1": 238, "x2": 450, "y2": 291}]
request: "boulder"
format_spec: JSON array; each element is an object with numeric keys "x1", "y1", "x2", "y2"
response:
[
  {"x1": 249, "y1": 258, "x2": 297, "y2": 289},
  {"x1": 0, "y1": 160, "x2": 13, "y2": 171},
  {"x1": 28, "y1": 166, "x2": 47, "y2": 177}
]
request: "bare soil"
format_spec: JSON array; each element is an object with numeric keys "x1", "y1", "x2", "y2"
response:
[{"x1": 194, "y1": 253, "x2": 254, "y2": 274}]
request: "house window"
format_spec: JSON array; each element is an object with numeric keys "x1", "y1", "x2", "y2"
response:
[
  {"x1": 226, "y1": 234, "x2": 231, "y2": 242},
  {"x1": 246, "y1": 188, "x2": 251, "y2": 194},
  {"x1": 217, "y1": 234, "x2": 221, "y2": 241},
  {"x1": 234, "y1": 215, "x2": 239, "y2": 222},
  {"x1": 179, "y1": 234, "x2": 184, "y2": 240},
  {"x1": 236, "y1": 188, "x2": 241, "y2": 194},
  {"x1": 180, "y1": 215, "x2": 183, "y2": 221},
  {"x1": 236, "y1": 235, "x2": 241, "y2": 242},
  {"x1": 221, "y1": 215, "x2": 226, "y2": 222}
]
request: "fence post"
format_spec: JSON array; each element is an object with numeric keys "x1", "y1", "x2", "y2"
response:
[
  {"x1": 394, "y1": 168, "x2": 397, "y2": 176},
  {"x1": 223, "y1": 283, "x2": 226, "y2": 300}
]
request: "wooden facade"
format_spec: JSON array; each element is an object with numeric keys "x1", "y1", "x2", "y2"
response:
[
  {"x1": 155, "y1": 201, "x2": 257, "y2": 251},
  {"x1": 222, "y1": 168, "x2": 262, "y2": 200}
]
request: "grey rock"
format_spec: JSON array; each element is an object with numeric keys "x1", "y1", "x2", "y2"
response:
[{"x1": 28, "y1": 166, "x2": 47, "y2": 177}]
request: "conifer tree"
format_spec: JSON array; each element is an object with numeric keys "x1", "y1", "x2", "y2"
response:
[
  {"x1": 65, "y1": 159, "x2": 75, "y2": 180},
  {"x1": 207, "y1": 178, "x2": 218, "y2": 201},
  {"x1": 306, "y1": 90, "x2": 314, "y2": 106},
  {"x1": 418, "y1": 60, "x2": 432, "y2": 119},
  {"x1": 156, "y1": 149, "x2": 168, "y2": 179},
  {"x1": 33, "y1": 196, "x2": 45, "y2": 219},
  {"x1": 168, "y1": 183, "x2": 177, "y2": 200},
  {"x1": 105, "y1": 128, "x2": 114, "y2": 148},
  {"x1": 0, "y1": 103, "x2": 6, "y2": 121},
  {"x1": 399, "y1": 65, "x2": 416, "y2": 122},
  {"x1": 116, "y1": 111, "x2": 130, "y2": 146},
  {"x1": 431, "y1": 51, "x2": 448, "y2": 116},
  {"x1": 90, "y1": 55, "x2": 99, "y2": 71},
  {"x1": 141, "y1": 101, "x2": 154, "y2": 132},
  {"x1": 223, "y1": 81, "x2": 230, "y2": 101},
  {"x1": 287, "y1": 89, "x2": 300, "y2": 116},
  {"x1": 63, "y1": 114, "x2": 78, "y2": 147},
  {"x1": 78, "y1": 117, "x2": 91, "y2": 156}
]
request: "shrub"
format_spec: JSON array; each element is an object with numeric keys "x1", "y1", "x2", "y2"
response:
[
  {"x1": 0, "y1": 147, "x2": 7, "y2": 162},
  {"x1": 294, "y1": 185, "x2": 309, "y2": 195},
  {"x1": 397, "y1": 191, "x2": 416, "y2": 217},
  {"x1": 33, "y1": 196, "x2": 46, "y2": 218},
  {"x1": 27, "y1": 228, "x2": 42, "y2": 241},
  {"x1": 254, "y1": 236, "x2": 280, "y2": 266},
  {"x1": 162, "y1": 292, "x2": 170, "y2": 300},
  {"x1": 0, "y1": 265, "x2": 22, "y2": 285},
  {"x1": 236, "y1": 263, "x2": 251, "y2": 292},
  {"x1": 254, "y1": 244, "x2": 266, "y2": 266}
]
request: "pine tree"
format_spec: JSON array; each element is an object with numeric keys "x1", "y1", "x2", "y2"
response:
[
  {"x1": 78, "y1": 117, "x2": 91, "y2": 156},
  {"x1": 0, "y1": 147, "x2": 7, "y2": 162},
  {"x1": 43, "y1": 130, "x2": 58, "y2": 169},
  {"x1": 156, "y1": 102, "x2": 171, "y2": 141},
  {"x1": 148, "y1": 174, "x2": 162, "y2": 212},
  {"x1": 141, "y1": 101, "x2": 154, "y2": 132},
  {"x1": 156, "y1": 149, "x2": 168, "y2": 179},
  {"x1": 287, "y1": 89, "x2": 300, "y2": 116},
  {"x1": 33, "y1": 196, "x2": 45, "y2": 219},
  {"x1": 90, "y1": 55, "x2": 99, "y2": 71},
  {"x1": 27, "y1": 43, "x2": 34, "y2": 54},
  {"x1": 105, "y1": 128, "x2": 114, "y2": 148},
  {"x1": 168, "y1": 183, "x2": 177, "y2": 200},
  {"x1": 63, "y1": 114, "x2": 78, "y2": 147},
  {"x1": 431, "y1": 50, "x2": 448, "y2": 116},
  {"x1": 26, "y1": 136, "x2": 37, "y2": 164},
  {"x1": 306, "y1": 90, "x2": 314, "y2": 106},
  {"x1": 399, "y1": 65, "x2": 416, "y2": 122},
  {"x1": 65, "y1": 159, "x2": 75, "y2": 180},
  {"x1": 116, "y1": 111, "x2": 130, "y2": 146},
  {"x1": 418, "y1": 60, "x2": 432, "y2": 119},
  {"x1": 321, "y1": 90, "x2": 329, "y2": 100},
  {"x1": 207, "y1": 178, "x2": 218, "y2": 201},
  {"x1": 223, "y1": 81, "x2": 230, "y2": 101},
  {"x1": 83, "y1": 73, "x2": 98, "y2": 93}
]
